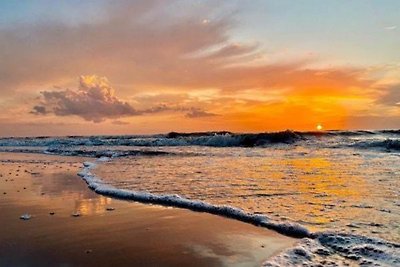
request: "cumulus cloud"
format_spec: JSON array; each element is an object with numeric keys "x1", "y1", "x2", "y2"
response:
[
  {"x1": 33, "y1": 75, "x2": 219, "y2": 122},
  {"x1": 34, "y1": 75, "x2": 139, "y2": 122}
]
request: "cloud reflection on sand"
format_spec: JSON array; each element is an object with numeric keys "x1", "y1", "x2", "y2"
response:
[{"x1": 0, "y1": 153, "x2": 112, "y2": 216}]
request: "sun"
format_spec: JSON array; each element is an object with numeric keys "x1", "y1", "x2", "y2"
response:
[{"x1": 316, "y1": 124, "x2": 323, "y2": 131}]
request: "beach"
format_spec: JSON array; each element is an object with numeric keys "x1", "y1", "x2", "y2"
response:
[{"x1": 0, "y1": 152, "x2": 296, "y2": 267}]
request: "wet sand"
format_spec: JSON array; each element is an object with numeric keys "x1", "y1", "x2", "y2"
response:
[{"x1": 0, "y1": 153, "x2": 296, "y2": 267}]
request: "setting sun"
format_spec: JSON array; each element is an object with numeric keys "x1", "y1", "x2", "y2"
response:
[{"x1": 316, "y1": 124, "x2": 323, "y2": 131}]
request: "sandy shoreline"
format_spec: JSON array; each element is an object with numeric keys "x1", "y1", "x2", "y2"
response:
[{"x1": 0, "y1": 152, "x2": 296, "y2": 267}]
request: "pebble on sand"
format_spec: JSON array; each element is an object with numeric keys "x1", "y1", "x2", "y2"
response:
[
  {"x1": 71, "y1": 212, "x2": 81, "y2": 217},
  {"x1": 106, "y1": 207, "x2": 115, "y2": 211},
  {"x1": 20, "y1": 214, "x2": 32, "y2": 220}
]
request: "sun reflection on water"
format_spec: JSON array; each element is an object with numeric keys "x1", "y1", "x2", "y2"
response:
[
  {"x1": 93, "y1": 146, "x2": 400, "y2": 241},
  {"x1": 75, "y1": 197, "x2": 113, "y2": 215}
]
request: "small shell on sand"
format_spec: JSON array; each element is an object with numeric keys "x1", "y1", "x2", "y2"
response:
[
  {"x1": 71, "y1": 212, "x2": 81, "y2": 217},
  {"x1": 106, "y1": 207, "x2": 115, "y2": 211},
  {"x1": 20, "y1": 214, "x2": 31, "y2": 220}
]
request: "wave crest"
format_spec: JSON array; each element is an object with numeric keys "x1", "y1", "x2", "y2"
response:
[{"x1": 353, "y1": 139, "x2": 400, "y2": 151}]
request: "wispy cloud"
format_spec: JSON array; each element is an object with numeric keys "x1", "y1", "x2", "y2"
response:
[
  {"x1": 384, "y1": 25, "x2": 397, "y2": 30},
  {"x1": 0, "y1": 1, "x2": 236, "y2": 95},
  {"x1": 376, "y1": 84, "x2": 400, "y2": 106},
  {"x1": 185, "y1": 108, "x2": 218, "y2": 118},
  {"x1": 1, "y1": 0, "x2": 374, "y2": 99}
]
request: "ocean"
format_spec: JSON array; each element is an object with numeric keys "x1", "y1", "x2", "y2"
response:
[{"x1": 1, "y1": 130, "x2": 399, "y2": 266}]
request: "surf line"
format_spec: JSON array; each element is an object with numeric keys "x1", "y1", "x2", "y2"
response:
[{"x1": 78, "y1": 157, "x2": 313, "y2": 239}]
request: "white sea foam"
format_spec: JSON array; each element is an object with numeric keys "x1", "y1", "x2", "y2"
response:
[{"x1": 263, "y1": 233, "x2": 400, "y2": 266}]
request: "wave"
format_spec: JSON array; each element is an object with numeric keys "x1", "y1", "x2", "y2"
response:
[
  {"x1": 264, "y1": 233, "x2": 400, "y2": 266},
  {"x1": 78, "y1": 159, "x2": 311, "y2": 238},
  {"x1": 79, "y1": 158, "x2": 400, "y2": 266},
  {"x1": 1, "y1": 130, "x2": 399, "y2": 151},
  {"x1": 353, "y1": 139, "x2": 400, "y2": 151},
  {"x1": 0, "y1": 130, "x2": 304, "y2": 147},
  {"x1": 378, "y1": 129, "x2": 400, "y2": 135},
  {"x1": 44, "y1": 147, "x2": 173, "y2": 158},
  {"x1": 166, "y1": 130, "x2": 305, "y2": 146},
  {"x1": 0, "y1": 147, "x2": 174, "y2": 158}
]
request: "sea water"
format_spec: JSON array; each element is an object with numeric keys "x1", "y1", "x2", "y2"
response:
[{"x1": 1, "y1": 130, "x2": 399, "y2": 266}]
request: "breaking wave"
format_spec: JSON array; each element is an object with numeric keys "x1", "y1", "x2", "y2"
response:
[
  {"x1": 353, "y1": 139, "x2": 400, "y2": 151},
  {"x1": 0, "y1": 147, "x2": 175, "y2": 158},
  {"x1": 0, "y1": 130, "x2": 304, "y2": 147},
  {"x1": 0, "y1": 129, "x2": 399, "y2": 149}
]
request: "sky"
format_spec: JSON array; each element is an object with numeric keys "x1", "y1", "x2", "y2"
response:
[{"x1": 0, "y1": 0, "x2": 399, "y2": 136}]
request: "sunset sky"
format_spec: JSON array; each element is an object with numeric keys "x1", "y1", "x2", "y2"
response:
[{"x1": 0, "y1": 0, "x2": 399, "y2": 136}]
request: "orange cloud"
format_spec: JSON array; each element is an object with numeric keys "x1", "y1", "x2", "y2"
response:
[
  {"x1": 0, "y1": 0, "x2": 398, "y2": 134},
  {"x1": 32, "y1": 75, "x2": 139, "y2": 122}
]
